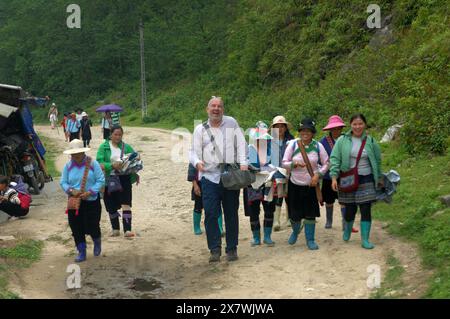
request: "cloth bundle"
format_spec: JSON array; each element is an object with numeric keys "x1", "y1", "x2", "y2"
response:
[
  {"x1": 376, "y1": 169, "x2": 400, "y2": 203},
  {"x1": 113, "y1": 152, "x2": 143, "y2": 175}
]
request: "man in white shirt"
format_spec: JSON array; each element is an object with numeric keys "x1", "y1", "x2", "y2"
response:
[{"x1": 189, "y1": 96, "x2": 248, "y2": 263}]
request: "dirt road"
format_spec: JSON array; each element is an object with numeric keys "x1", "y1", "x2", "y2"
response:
[{"x1": 0, "y1": 125, "x2": 428, "y2": 298}]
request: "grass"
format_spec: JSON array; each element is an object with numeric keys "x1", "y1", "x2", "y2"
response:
[
  {"x1": 371, "y1": 253, "x2": 406, "y2": 299},
  {"x1": 0, "y1": 239, "x2": 44, "y2": 299},
  {"x1": 39, "y1": 135, "x2": 60, "y2": 178},
  {"x1": 373, "y1": 141, "x2": 450, "y2": 298}
]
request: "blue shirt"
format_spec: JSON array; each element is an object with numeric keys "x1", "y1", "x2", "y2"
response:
[
  {"x1": 66, "y1": 119, "x2": 81, "y2": 133},
  {"x1": 60, "y1": 157, "x2": 105, "y2": 201}
]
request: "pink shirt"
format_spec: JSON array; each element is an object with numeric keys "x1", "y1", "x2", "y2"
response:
[{"x1": 282, "y1": 139, "x2": 329, "y2": 186}]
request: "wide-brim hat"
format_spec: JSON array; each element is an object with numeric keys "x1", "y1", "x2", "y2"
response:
[
  {"x1": 270, "y1": 115, "x2": 291, "y2": 129},
  {"x1": 323, "y1": 115, "x2": 346, "y2": 131},
  {"x1": 63, "y1": 139, "x2": 91, "y2": 155},
  {"x1": 298, "y1": 118, "x2": 317, "y2": 134},
  {"x1": 81, "y1": 112, "x2": 88, "y2": 117}
]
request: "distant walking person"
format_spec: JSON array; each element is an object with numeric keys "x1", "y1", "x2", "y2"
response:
[
  {"x1": 48, "y1": 103, "x2": 58, "y2": 129},
  {"x1": 269, "y1": 115, "x2": 294, "y2": 231},
  {"x1": 329, "y1": 114, "x2": 383, "y2": 249},
  {"x1": 189, "y1": 96, "x2": 248, "y2": 263},
  {"x1": 66, "y1": 113, "x2": 81, "y2": 141},
  {"x1": 111, "y1": 112, "x2": 121, "y2": 126},
  {"x1": 101, "y1": 111, "x2": 113, "y2": 140},
  {"x1": 320, "y1": 115, "x2": 358, "y2": 233},
  {"x1": 61, "y1": 112, "x2": 69, "y2": 142},
  {"x1": 60, "y1": 139, "x2": 105, "y2": 262},
  {"x1": 80, "y1": 112, "x2": 93, "y2": 147}
]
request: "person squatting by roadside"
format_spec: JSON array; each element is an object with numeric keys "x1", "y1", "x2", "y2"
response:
[
  {"x1": 189, "y1": 96, "x2": 248, "y2": 263},
  {"x1": 330, "y1": 113, "x2": 383, "y2": 249},
  {"x1": 187, "y1": 163, "x2": 224, "y2": 236},
  {"x1": 0, "y1": 175, "x2": 31, "y2": 219},
  {"x1": 243, "y1": 121, "x2": 278, "y2": 247},
  {"x1": 269, "y1": 115, "x2": 294, "y2": 231},
  {"x1": 320, "y1": 115, "x2": 358, "y2": 233},
  {"x1": 60, "y1": 139, "x2": 105, "y2": 262},
  {"x1": 282, "y1": 118, "x2": 329, "y2": 250},
  {"x1": 97, "y1": 125, "x2": 140, "y2": 238}
]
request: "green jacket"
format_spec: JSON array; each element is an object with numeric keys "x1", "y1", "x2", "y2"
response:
[
  {"x1": 96, "y1": 140, "x2": 138, "y2": 184},
  {"x1": 329, "y1": 131, "x2": 382, "y2": 183}
]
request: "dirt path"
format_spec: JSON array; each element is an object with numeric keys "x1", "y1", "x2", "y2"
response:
[{"x1": 0, "y1": 125, "x2": 429, "y2": 299}]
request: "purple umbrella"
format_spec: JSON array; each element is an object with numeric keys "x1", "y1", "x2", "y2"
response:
[{"x1": 96, "y1": 104, "x2": 123, "y2": 113}]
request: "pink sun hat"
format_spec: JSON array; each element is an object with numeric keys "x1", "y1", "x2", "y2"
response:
[{"x1": 323, "y1": 115, "x2": 346, "y2": 131}]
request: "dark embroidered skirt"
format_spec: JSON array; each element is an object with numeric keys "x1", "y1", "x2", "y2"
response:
[
  {"x1": 321, "y1": 178, "x2": 338, "y2": 204},
  {"x1": 338, "y1": 174, "x2": 377, "y2": 205},
  {"x1": 287, "y1": 180, "x2": 320, "y2": 221}
]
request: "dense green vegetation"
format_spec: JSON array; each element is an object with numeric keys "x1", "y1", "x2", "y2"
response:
[
  {"x1": 1, "y1": 0, "x2": 448, "y2": 153},
  {"x1": 1, "y1": 0, "x2": 449, "y2": 298}
]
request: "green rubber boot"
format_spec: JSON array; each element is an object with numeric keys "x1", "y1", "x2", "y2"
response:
[
  {"x1": 288, "y1": 221, "x2": 302, "y2": 245},
  {"x1": 304, "y1": 220, "x2": 319, "y2": 250},
  {"x1": 218, "y1": 213, "x2": 224, "y2": 237},
  {"x1": 193, "y1": 210, "x2": 202, "y2": 235},
  {"x1": 343, "y1": 219, "x2": 354, "y2": 242},
  {"x1": 263, "y1": 227, "x2": 275, "y2": 246},
  {"x1": 360, "y1": 221, "x2": 375, "y2": 249},
  {"x1": 251, "y1": 230, "x2": 261, "y2": 246}
]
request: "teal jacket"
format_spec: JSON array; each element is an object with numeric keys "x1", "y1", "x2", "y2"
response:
[
  {"x1": 96, "y1": 140, "x2": 138, "y2": 184},
  {"x1": 329, "y1": 131, "x2": 382, "y2": 183}
]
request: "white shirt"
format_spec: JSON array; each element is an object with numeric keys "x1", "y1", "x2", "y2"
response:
[
  {"x1": 109, "y1": 142, "x2": 122, "y2": 162},
  {"x1": 189, "y1": 115, "x2": 248, "y2": 184}
]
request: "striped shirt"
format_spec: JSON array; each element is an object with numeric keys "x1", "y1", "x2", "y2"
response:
[
  {"x1": 0, "y1": 188, "x2": 20, "y2": 205},
  {"x1": 66, "y1": 119, "x2": 81, "y2": 133}
]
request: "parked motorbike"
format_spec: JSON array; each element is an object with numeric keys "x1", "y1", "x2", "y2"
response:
[
  {"x1": 20, "y1": 150, "x2": 45, "y2": 195},
  {"x1": 0, "y1": 134, "x2": 45, "y2": 195}
]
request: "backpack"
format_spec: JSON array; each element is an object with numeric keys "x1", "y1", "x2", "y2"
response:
[{"x1": 18, "y1": 192, "x2": 32, "y2": 210}]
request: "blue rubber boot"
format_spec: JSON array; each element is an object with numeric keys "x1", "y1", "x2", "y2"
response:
[
  {"x1": 304, "y1": 221, "x2": 319, "y2": 250},
  {"x1": 251, "y1": 230, "x2": 261, "y2": 246},
  {"x1": 343, "y1": 220, "x2": 355, "y2": 242},
  {"x1": 360, "y1": 221, "x2": 375, "y2": 249},
  {"x1": 93, "y1": 237, "x2": 101, "y2": 257},
  {"x1": 218, "y1": 213, "x2": 224, "y2": 237},
  {"x1": 75, "y1": 243, "x2": 87, "y2": 263},
  {"x1": 263, "y1": 227, "x2": 275, "y2": 247},
  {"x1": 193, "y1": 210, "x2": 202, "y2": 235},
  {"x1": 288, "y1": 221, "x2": 302, "y2": 245}
]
